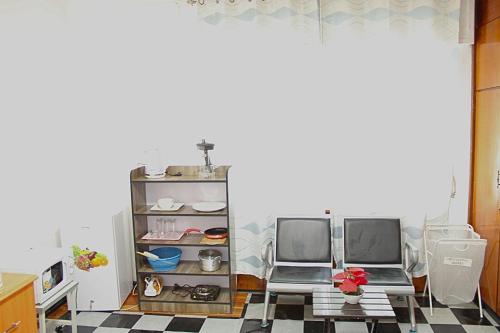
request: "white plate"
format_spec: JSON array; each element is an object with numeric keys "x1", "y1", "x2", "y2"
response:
[
  {"x1": 150, "y1": 202, "x2": 184, "y2": 211},
  {"x1": 192, "y1": 202, "x2": 226, "y2": 212}
]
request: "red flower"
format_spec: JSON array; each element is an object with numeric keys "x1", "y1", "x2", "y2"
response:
[
  {"x1": 332, "y1": 267, "x2": 368, "y2": 293},
  {"x1": 339, "y1": 279, "x2": 358, "y2": 293},
  {"x1": 353, "y1": 276, "x2": 368, "y2": 286},
  {"x1": 333, "y1": 272, "x2": 349, "y2": 280}
]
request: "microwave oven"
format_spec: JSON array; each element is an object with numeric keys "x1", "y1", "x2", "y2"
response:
[{"x1": 1, "y1": 248, "x2": 72, "y2": 304}]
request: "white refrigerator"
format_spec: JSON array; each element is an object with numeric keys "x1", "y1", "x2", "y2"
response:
[{"x1": 61, "y1": 207, "x2": 134, "y2": 311}]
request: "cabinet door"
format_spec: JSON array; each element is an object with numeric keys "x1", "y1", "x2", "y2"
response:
[
  {"x1": 476, "y1": 17, "x2": 500, "y2": 90},
  {"x1": 474, "y1": 89, "x2": 500, "y2": 312},
  {"x1": 497, "y1": 110, "x2": 500, "y2": 314},
  {"x1": 0, "y1": 285, "x2": 37, "y2": 333}
]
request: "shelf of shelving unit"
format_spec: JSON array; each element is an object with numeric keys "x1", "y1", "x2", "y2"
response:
[
  {"x1": 139, "y1": 287, "x2": 231, "y2": 314},
  {"x1": 136, "y1": 234, "x2": 228, "y2": 247},
  {"x1": 130, "y1": 165, "x2": 234, "y2": 314},
  {"x1": 137, "y1": 261, "x2": 230, "y2": 276},
  {"x1": 141, "y1": 287, "x2": 231, "y2": 304},
  {"x1": 131, "y1": 166, "x2": 230, "y2": 183},
  {"x1": 133, "y1": 205, "x2": 228, "y2": 217}
]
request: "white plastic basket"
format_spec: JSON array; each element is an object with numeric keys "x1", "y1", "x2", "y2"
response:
[
  {"x1": 426, "y1": 224, "x2": 477, "y2": 253},
  {"x1": 424, "y1": 224, "x2": 486, "y2": 316},
  {"x1": 428, "y1": 239, "x2": 486, "y2": 304}
]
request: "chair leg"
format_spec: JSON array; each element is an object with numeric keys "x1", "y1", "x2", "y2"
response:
[
  {"x1": 477, "y1": 283, "x2": 483, "y2": 318},
  {"x1": 423, "y1": 279, "x2": 428, "y2": 297},
  {"x1": 407, "y1": 296, "x2": 417, "y2": 332},
  {"x1": 260, "y1": 290, "x2": 271, "y2": 328}
]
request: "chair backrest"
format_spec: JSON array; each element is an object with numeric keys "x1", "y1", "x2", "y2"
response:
[
  {"x1": 274, "y1": 217, "x2": 332, "y2": 267},
  {"x1": 343, "y1": 217, "x2": 403, "y2": 268}
]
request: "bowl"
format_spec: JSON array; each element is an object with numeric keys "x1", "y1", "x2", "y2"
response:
[{"x1": 147, "y1": 247, "x2": 182, "y2": 272}]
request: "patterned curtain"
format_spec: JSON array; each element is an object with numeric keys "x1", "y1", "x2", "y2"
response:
[
  {"x1": 192, "y1": 0, "x2": 320, "y2": 46},
  {"x1": 194, "y1": 0, "x2": 462, "y2": 44},
  {"x1": 320, "y1": 0, "x2": 461, "y2": 43}
]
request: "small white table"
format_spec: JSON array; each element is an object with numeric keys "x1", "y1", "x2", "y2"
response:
[{"x1": 36, "y1": 281, "x2": 78, "y2": 333}]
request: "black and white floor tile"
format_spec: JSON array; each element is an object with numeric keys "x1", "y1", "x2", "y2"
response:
[{"x1": 49, "y1": 293, "x2": 500, "y2": 333}]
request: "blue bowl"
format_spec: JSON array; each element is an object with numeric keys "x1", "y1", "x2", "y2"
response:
[{"x1": 147, "y1": 247, "x2": 182, "y2": 272}]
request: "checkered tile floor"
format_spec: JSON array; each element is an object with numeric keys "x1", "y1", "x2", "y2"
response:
[{"x1": 51, "y1": 293, "x2": 500, "y2": 333}]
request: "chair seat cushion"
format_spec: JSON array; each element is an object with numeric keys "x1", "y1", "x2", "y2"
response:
[
  {"x1": 270, "y1": 266, "x2": 332, "y2": 284},
  {"x1": 365, "y1": 268, "x2": 412, "y2": 286}
]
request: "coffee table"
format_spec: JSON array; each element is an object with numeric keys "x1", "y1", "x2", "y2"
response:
[{"x1": 313, "y1": 286, "x2": 396, "y2": 333}]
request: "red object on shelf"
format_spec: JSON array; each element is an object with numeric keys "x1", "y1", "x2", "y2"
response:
[{"x1": 185, "y1": 227, "x2": 228, "y2": 239}]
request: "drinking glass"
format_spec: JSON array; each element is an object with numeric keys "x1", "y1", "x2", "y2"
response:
[
  {"x1": 154, "y1": 218, "x2": 162, "y2": 238},
  {"x1": 160, "y1": 219, "x2": 166, "y2": 238}
]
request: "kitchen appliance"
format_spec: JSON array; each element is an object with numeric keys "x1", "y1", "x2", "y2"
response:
[
  {"x1": 198, "y1": 249, "x2": 222, "y2": 272},
  {"x1": 61, "y1": 209, "x2": 134, "y2": 311},
  {"x1": 0, "y1": 248, "x2": 72, "y2": 304},
  {"x1": 196, "y1": 139, "x2": 215, "y2": 177},
  {"x1": 144, "y1": 276, "x2": 163, "y2": 297},
  {"x1": 190, "y1": 285, "x2": 220, "y2": 301}
]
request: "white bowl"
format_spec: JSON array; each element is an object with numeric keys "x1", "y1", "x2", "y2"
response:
[{"x1": 157, "y1": 198, "x2": 175, "y2": 209}]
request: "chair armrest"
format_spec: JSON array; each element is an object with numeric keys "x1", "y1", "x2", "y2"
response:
[
  {"x1": 261, "y1": 239, "x2": 274, "y2": 279},
  {"x1": 405, "y1": 242, "x2": 419, "y2": 274}
]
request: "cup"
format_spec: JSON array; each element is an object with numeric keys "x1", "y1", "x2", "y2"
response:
[
  {"x1": 158, "y1": 197, "x2": 175, "y2": 209},
  {"x1": 154, "y1": 219, "x2": 162, "y2": 238},
  {"x1": 142, "y1": 148, "x2": 164, "y2": 177}
]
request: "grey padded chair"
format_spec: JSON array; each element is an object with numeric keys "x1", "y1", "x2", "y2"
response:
[
  {"x1": 342, "y1": 217, "x2": 419, "y2": 332},
  {"x1": 260, "y1": 217, "x2": 333, "y2": 328}
]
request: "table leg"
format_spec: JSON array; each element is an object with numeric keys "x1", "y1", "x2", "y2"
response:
[
  {"x1": 69, "y1": 287, "x2": 78, "y2": 333},
  {"x1": 370, "y1": 319, "x2": 378, "y2": 333},
  {"x1": 38, "y1": 309, "x2": 46, "y2": 333},
  {"x1": 323, "y1": 318, "x2": 331, "y2": 333}
]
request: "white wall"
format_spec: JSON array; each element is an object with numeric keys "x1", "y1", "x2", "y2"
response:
[{"x1": 0, "y1": 1, "x2": 471, "y2": 256}]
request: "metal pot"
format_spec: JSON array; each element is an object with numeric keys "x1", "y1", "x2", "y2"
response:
[{"x1": 198, "y1": 249, "x2": 222, "y2": 272}]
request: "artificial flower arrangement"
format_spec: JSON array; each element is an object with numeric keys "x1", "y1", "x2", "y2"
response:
[{"x1": 333, "y1": 267, "x2": 368, "y2": 304}]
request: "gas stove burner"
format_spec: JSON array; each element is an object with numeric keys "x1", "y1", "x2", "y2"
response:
[{"x1": 190, "y1": 285, "x2": 220, "y2": 301}]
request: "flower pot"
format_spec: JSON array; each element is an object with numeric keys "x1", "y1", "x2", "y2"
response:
[{"x1": 343, "y1": 291, "x2": 364, "y2": 304}]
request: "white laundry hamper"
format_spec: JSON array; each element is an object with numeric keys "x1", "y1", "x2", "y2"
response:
[
  {"x1": 428, "y1": 239, "x2": 486, "y2": 304},
  {"x1": 424, "y1": 224, "x2": 486, "y2": 316}
]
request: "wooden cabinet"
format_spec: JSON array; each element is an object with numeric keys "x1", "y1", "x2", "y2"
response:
[
  {"x1": 0, "y1": 274, "x2": 37, "y2": 333},
  {"x1": 473, "y1": 89, "x2": 500, "y2": 310},
  {"x1": 472, "y1": 0, "x2": 500, "y2": 315},
  {"x1": 130, "y1": 165, "x2": 235, "y2": 314}
]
